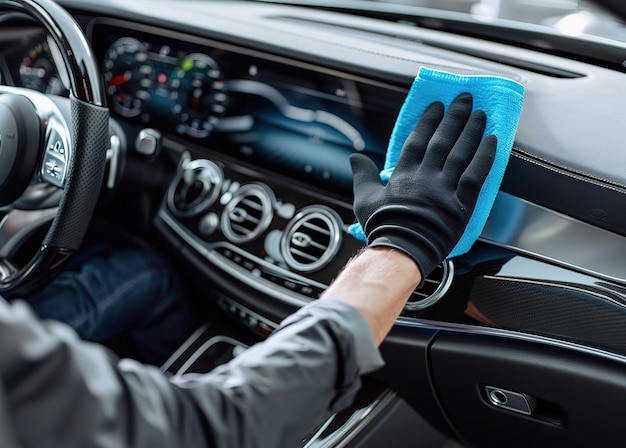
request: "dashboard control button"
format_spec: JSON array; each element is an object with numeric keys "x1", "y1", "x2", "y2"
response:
[
  {"x1": 277, "y1": 202, "x2": 296, "y2": 219},
  {"x1": 198, "y1": 212, "x2": 219, "y2": 236},
  {"x1": 135, "y1": 128, "x2": 161, "y2": 156}
]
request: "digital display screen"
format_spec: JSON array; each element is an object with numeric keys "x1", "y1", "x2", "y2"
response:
[{"x1": 90, "y1": 21, "x2": 406, "y2": 195}]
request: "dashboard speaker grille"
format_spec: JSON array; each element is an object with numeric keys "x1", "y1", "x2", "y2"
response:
[
  {"x1": 221, "y1": 183, "x2": 274, "y2": 243},
  {"x1": 281, "y1": 206, "x2": 343, "y2": 273}
]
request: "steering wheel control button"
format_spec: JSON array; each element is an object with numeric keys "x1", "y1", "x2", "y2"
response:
[
  {"x1": 0, "y1": 260, "x2": 17, "y2": 282},
  {"x1": 41, "y1": 125, "x2": 68, "y2": 187}
]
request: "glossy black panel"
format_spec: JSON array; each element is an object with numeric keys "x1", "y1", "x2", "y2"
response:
[
  {"x1": 431, "y1": 331, "x2": 626, "y2": 447},
  {"x1": 410, "y1": 242, "x2": 626, "y2": 357}
]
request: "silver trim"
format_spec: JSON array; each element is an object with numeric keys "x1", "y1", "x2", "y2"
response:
[
  {"x1": 0, "y1": 208, "x2": 57, "y2": 258},
  {"x1": 480, "y1": 191, "x2": 626, "y2": 285},
  {"x1": 395, "y1": 317, "x2": 626, "y2": 365},
  {"x1": 172, "y1": 335, "x2": 249, "y2": 376},
  {"x1": 484, "y1": 386, "x2": 534, "y2": 416},
  {"x1": 280, "y1": 205, "x2": 343, "y2": 273},
  {"x1": 303, "y1": 390, "x2": 398, "y2": 448},
  {"x1": 4, "y1": 0, "x2": 106, "y2": 105},
  {"x1": 0, "y1": 259, "x2": 16, "y2": 282},
  {"x1": 105, "y1": 135, "x2": 120, "y2": 190},
  {"x1": 159, "y1": 209, "x2": 319, "y2": 307},
  {"x1": 167, "y1": 159, "x2": 223, "y2": 217},
  {"x1": 404, "y1": 259, "x2": 454, "y2": 311},
  {"x1": 221, "y1": 183, "x2": 275, "y2": 243},
  {"x1": 160, "y1": 324, "x2": 209, "y2": 373}
]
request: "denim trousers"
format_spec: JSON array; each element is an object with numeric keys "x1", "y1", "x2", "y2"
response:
[{"x1": 24, "y1": 242, "x2": 195, "y2": 366}]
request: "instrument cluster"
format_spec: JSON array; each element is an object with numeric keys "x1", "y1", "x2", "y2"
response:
[
  {"x1": 18, "y1": 38, "x2": 68, "y2": 96},
  {"x1": 101, "y1": 36, "x2": 228, "y2": 139},
  {"x1": 0, "y1": 28, "x2": 68, "y2": 96},
  {"x1": 0, "y1": 23, "x2": 228, "y2": 140}
]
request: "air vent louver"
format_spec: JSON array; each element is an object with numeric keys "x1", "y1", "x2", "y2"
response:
[
  {"x1": 281, "y1": 206, "x2": 343, "y2": 273},
  {"x1": 404, "y1": 260, "x2": 454, "y2": 311},
  {"x1": 167, "y1": 159, "x2": 223, "y2": 217},
  {"x1": 221, "y1": 183, "x2": 274, "y2": 243}
]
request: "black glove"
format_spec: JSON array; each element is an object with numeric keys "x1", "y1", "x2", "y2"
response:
[{"x1": 350, "y1": 92, "x2": 497, "y2": 279}]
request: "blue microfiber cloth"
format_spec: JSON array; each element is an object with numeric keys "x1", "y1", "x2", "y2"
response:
[{"x1": 348, "y1": 66, "x2": 525, "y2": 258}]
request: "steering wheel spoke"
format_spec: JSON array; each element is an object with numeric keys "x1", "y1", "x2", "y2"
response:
[
  {"x1": 0, "y1": 258, "x2": 17, "y2": 283},
  {"x1": 0, "y1": 207, "x2": 57, "y2": 259}
]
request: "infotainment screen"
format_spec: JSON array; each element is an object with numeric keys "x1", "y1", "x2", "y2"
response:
[
  {"x1": 213, "y1": 61, "x2": 406, "y2": 194},
  {"x1": 90, "y1": 20, "x2": 407, "y2": 195}
]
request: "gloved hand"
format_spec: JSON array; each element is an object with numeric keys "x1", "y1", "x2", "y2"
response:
[{"x1": 350, "y1": 92, "x2": 497, "y2": 279}]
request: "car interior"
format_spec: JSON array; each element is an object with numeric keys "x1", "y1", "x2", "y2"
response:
[{"x1": 1, "y1": 0, "x2": 626, "y2": 446}]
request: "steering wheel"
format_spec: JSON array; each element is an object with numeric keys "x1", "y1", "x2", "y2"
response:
[{"x1": 0, "y1": 0, "x2": 108, "y2": 297}]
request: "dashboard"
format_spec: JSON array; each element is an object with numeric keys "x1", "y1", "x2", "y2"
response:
[
  {"x1": 2, "y1": 2, "x2": 626, "y2": 339},
  {"x1": 87, "y1": 19, "x2": 426, "y2": 315},
  {"x1": 4, "y1": 1, "x2": 626, "y2": 445},
  {"x1": 1, "y1": 18, "x2": 421, "y2": 318}
]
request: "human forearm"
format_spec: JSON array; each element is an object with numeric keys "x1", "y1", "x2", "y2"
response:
[
  {"x1": 0, "y1": 297, "x2": 373, "y2": 448},
  {"x1": 320, "y1": 247, "x2": 421, "y2": 345},
  {"x1": 343, "y1": 93, "x2": 496, "y2": 345}
]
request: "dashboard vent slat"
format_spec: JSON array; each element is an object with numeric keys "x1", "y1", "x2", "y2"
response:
[
  {"x1": 404, "y1": 260, "x2": 454, "y2": 311},
  {"x1": 281, "y1": 206, "x2": 343, "y2": 273},
  {"x1": 221, "y1": 183, "x2": 275, "y2": 243}
]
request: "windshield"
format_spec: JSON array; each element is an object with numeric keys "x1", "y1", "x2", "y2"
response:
[{"x1": 366, "y1": 0, "x2": 626, "y2": 43}]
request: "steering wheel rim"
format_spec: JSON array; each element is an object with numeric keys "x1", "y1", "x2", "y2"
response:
[{"x1": 0, "y1": 0, "x2": 109, "y2": 297}]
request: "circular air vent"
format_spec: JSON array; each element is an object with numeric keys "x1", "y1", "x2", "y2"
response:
[
  {"x1": 404, "y1": 259, "x2": 454, "y2": 311},
  {"x1": 221, "y1": 183, "x2": 275, "y2": 243},
  {"x1": 280, "y1": 206, "x2": 343, "y2": 273},
  {"x1": 168, "y1": 159, "x2": 223, "y2": 217}
]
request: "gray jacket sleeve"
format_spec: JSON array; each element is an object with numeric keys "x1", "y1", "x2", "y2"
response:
[{"x1": 0, "y1": 297, "x2": 383, "y2": 448}]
